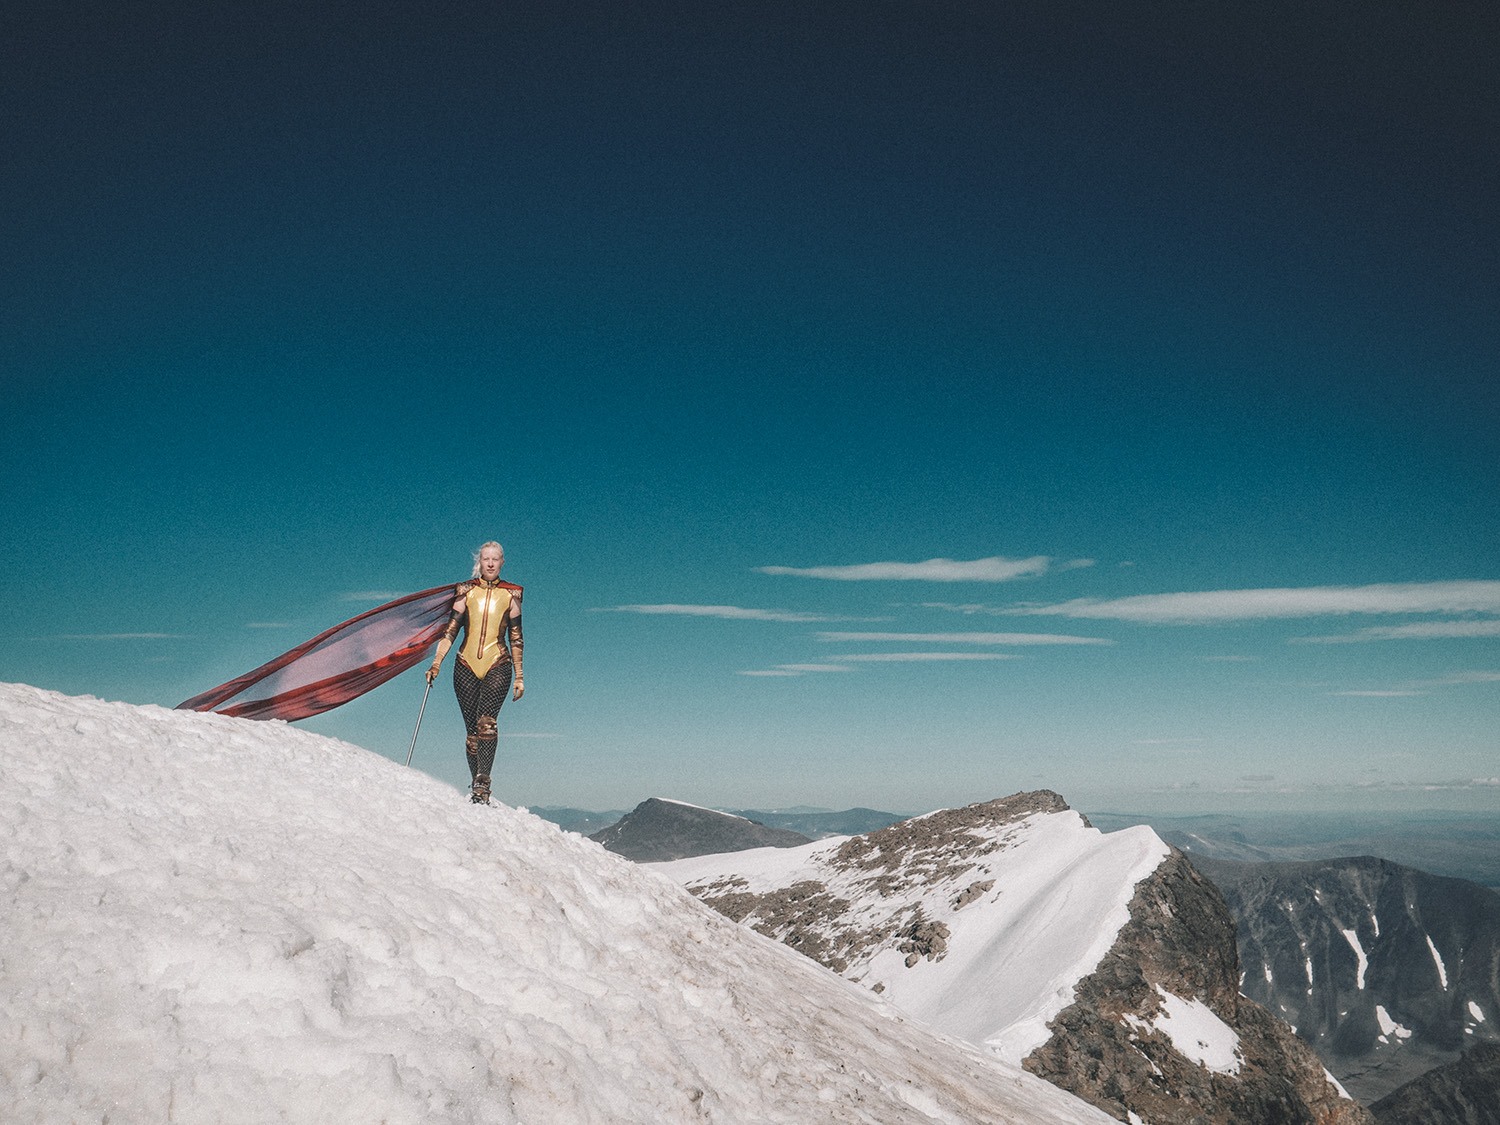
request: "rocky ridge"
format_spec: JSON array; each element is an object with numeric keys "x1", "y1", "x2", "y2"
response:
[{"x1": 660, "y1": 791, "x2": 1369, "y2": 1123}]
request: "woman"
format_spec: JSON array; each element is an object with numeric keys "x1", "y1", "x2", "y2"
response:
[{"x1": 426, "y1": 542, "x2": 524, "y2": 804}]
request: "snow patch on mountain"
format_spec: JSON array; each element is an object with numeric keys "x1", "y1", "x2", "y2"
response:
[
  {"x1": 1124, "y1": 987, "x2": 1242, "y2": 1076},
  {"x1": 0, "y1": 683, "x2": 1114, "y2": 1125},
  {"x1": 1376, "y1": 1005, "x2": 1415, "y2": 1043},
  {"x1": 1343, "y1": 928, "x2": 1369, "y2": 989},
  {"x1": 1427, "y1": 933, "x2": 1449, "y2": 989},
  {"x1": 1325, "y1": 1069, "x2": 1353, "y2": 1100}
]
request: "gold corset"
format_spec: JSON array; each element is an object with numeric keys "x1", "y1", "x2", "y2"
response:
[{"x1": 459, "y1": 583, "x2": 513, "y2": 678}]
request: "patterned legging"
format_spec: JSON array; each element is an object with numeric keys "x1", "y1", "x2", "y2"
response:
[{"x1": 453, "y1": 657, "x2": 512, "y2": 786}]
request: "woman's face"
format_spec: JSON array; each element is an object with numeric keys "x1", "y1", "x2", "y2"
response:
[{"x1": 479, "y1": 547, "x2": 503, "y2": 580}]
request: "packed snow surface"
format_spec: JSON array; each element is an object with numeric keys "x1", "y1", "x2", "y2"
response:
[
  {"x1": 0, "y1": 683, "x2": 1115, "y2": 1125},
  {"x1": 656, "y1": 798, "x2": 1170, "y2": 1063}
]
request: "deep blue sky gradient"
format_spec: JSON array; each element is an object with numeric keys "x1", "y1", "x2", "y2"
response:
[{"x1": 4, "y1": 1, "x2": 1496, "y2": 813}]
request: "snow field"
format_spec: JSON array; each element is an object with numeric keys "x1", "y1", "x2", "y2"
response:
[{"x1": 1, "y1": 684, "x2": 1113, "y2": 1124}]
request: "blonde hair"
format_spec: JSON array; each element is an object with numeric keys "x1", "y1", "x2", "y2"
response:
[{"x1": 471, "y1": 541, "x2": 504, "y2": 578}]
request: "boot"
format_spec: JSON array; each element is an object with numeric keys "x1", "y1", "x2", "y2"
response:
[{"x1": 471, "y1": 774, "x2": 491, "y2": 805}]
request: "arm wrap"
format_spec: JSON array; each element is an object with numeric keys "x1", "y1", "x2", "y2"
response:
[
  {"x1": 429, "y1": 608, "x2": 462, "y2": 672},
  {"x1": 508, "y1": 617, "x2": 523, "y2": 679}
]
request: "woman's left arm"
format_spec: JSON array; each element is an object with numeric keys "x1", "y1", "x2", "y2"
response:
[{"x1": 508, "y1": 594, "x2": 524, "y2": 699}]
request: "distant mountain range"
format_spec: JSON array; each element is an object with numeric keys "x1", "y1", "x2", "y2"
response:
[
  {"x1": 1089, "y1": 810, "x2": 1500, "y2": 892},
  {"x1": 535, "y1": 803, "x2": 906, "y2": 841},
  {"x1": 720, "y1": 806, "x2": 907, "y2": 839}
]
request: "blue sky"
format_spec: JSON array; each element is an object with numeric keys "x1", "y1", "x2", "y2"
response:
[{"x1": 3, "y1": 1, "x2": 1496, "y2": 815}]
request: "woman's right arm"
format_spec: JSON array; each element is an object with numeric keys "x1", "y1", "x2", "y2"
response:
[{"x1": 426, "y1": 588, "x2": 468, "y2": 683}]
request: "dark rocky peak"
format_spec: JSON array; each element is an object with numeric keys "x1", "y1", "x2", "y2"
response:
[
  {"x1": 589, "y1": 797, "x2": 813, "y2": 862},
  {"x1": 1192, "y1": 854, "x2": 1500, "y2": 1104}
]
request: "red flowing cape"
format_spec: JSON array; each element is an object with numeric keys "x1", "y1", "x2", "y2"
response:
[{"x1": 176, "y1": 581, "x2": 521, "y2": 721}]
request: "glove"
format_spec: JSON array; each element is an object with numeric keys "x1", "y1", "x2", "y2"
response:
[{"x1": 426, "y1": 636, "x2": 453, "y2": 684}]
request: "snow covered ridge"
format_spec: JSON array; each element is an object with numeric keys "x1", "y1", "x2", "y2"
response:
[
  {"x1": 657, "y1": 795, "x2": 1372, "y2": 1124},
  {"x1": 657, "y1": 792, "x2": 1169, "y2": 1063},
  {"x1": 0, "y1": 683, "x2": 1115, "y2": 1125}
]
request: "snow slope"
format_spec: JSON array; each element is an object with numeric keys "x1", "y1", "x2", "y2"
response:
[
  {"x1": 0, "y1": 684, "x2": 1114, "y2": 1125},
  {"x1": 655, "y1": 798, "x2": 1172, "y2": 1063}
]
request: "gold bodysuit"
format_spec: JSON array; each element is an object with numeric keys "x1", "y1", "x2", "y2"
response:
[{"x1": 458, "y1": 581, "x2": 515, "y2": 679}]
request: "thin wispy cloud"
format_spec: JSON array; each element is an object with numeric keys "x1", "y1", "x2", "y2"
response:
[
  {"x1": 1326, "y1": 670, "x2": 1500, "y2": 697},
  {"x1": 340, "y1": 591, "x2": 406, "y2": 603},
  {"x1": 52, "y1": 633, "x2": 183, "y2": 641},
  {"x1": 922, "y1": 602, "x2": 1007, "y2": 616},
  {"x1": 1003, "y1": 581, "x2": 1500, "y2": 624},
  {"x1": 246, "y1": 622, "x2": 293, "y2": 629},
  {"x1": 816, "y1": 631, "x2": 1112, "y2": 646},
  {"x1": 757, "y1": 555, "x2": 1055, "y2": 582},
  {"x1": 1428, "y1": 670, "x2": 1500, "y2": 685},
  {"x1": 1295, "y1": 619, "x2": 1500, "y2": 644},
  {"x1": 829, "y1": 652, "x2": 1021, "y2": 662},
  {"x1": 601, "y1": 604, "x2": 837, "y2": 623},
  {"x1": 738, "y1": 664, "x2": 854, "y2": 677},
  {"x1": 1329, "y1": 689, "x2": 1426, "y2": 698}
]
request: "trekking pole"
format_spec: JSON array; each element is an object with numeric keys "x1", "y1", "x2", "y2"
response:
[{"x1": 405, "y1": 678, "x2": 434, "y2": 767}]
